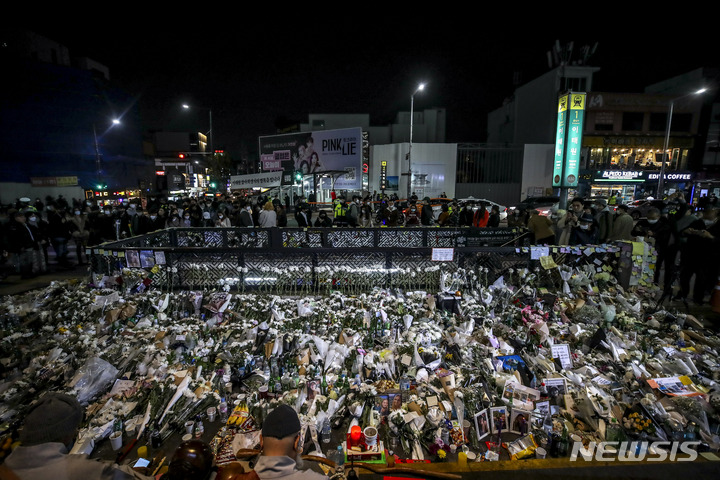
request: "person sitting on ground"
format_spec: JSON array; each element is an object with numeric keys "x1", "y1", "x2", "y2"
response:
[
  {"x1": 252, "y1": 404, "x2": 328, "y2": 480},
  {"x1": 3, "y1": 393, "x2": 151, "y2": 480},
  {"x1": 160, "y1": 439, "x2": 216, "y2": 480}
]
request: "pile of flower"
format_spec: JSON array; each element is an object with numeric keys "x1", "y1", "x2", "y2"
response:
[{"x1": 0, "y1": 259, "x2": 719, "y2": 462}]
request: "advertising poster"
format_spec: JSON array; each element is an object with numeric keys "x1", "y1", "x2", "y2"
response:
[
  {"x1": 411, "y1": 164, "x2": 445, "y2": 198},
  {"x1": 258, "y1": 127, "x2": 362, "y2": 189}
]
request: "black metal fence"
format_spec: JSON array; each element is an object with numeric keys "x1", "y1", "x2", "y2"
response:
[
  {"x1": 87, "y1": 227, "x2": 643, "y2": 293},
  {"x1": 88, "y1": 227, "x2": 533, "y2": 291}
]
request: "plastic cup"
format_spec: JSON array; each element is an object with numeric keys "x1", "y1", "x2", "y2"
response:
[
  {"x1": 363, "y1": 426, "x2": 378, "y2": 446},
  {"x1": 185, "y1": 421, "x2": 194, "y2": 434},
  {"x1": 207, "y1": 407, "x2": 217, "y2": 422},
  {"x1": 225, "y1": 382, "x2": 233, "y2": 393},
  {"x1": 109, "y1": 431, "x2": 123, "y2": 451},
  {"x1": 535, "y1": 447, "x2": 547, "y2": 459}
]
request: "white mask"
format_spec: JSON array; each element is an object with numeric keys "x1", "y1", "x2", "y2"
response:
[
  {"x1": 580, "y1": 224, "x2": 589, "y2": 230},
  {"x1": 647, "y1": 219, "x2": 658, "y2": 224},
  {"x1": 704, "y1": 219, "x2": 716, "y2": 226}
]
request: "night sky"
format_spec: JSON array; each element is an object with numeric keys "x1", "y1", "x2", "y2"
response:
[{"x1": 28, "y1": 18, "x2": 716, "y2": 157}]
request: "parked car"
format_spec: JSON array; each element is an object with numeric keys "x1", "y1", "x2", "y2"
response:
[
  {"x1": 626, "y1": 199, "x2": 667, "y2": 220},
  {"x1": 508, "y1": 196, "x2": 559, "y2": 217}
]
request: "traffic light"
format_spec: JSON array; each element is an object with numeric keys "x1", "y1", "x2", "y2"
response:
[
  {"x1": 294, "y1": 171, "x2": 303, "y2": 183},
  {"x1": 96, "y1": 183, "x2": 108, "y2": 190},
  {"x1": 179, "y1": 153, "x2": 186, "y2": 159},
  {"x1": 362, "y1": 163, "x2": 368, "y2": 173}
]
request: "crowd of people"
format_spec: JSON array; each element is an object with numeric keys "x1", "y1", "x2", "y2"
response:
[
  {"x1": 509, "y1": 192, "x2": 719, "y2": 307},
  {"x1": 2, "y1": 191, "x2": 718, "y2": 306}
]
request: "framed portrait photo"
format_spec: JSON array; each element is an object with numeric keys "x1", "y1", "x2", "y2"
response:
[
  {"x1": 489, "y1": 406, "x2": 507, "y2": 434},
  {"x1": 474, "y1": 408, "x2": 491, "y2": 441},
  {"x1": 509, "y1": 408, "x2": 532, "y2": 435}
]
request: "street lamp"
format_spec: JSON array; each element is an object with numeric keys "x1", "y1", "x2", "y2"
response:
[
  {"x1": 93, "y1": 118, "x2": 121, "y2": 186},
  {"x1": 182, "y1": 103, "x2": 213, "y2": 155},
  {"x1": 407, "y1": 82, "x2": 425, "y2": 201},
  {"x1": 658, "y1": 87, "x2": 707, "y2": 198}
]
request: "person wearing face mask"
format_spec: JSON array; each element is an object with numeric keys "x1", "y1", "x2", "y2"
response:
[
  {"x1": 68, "y1": 208, "x2": 90, "y2": 265},
  {"x1": 26, "y1": 211, "x2": 49, "y2": 272},
  {"x1": 3, "y1": 393, "x2": 151, "y2": 480},
  {"x1": 313, "y1": 210, "x2": 332, "y2": 227},
  {"x1": 557, "y1": 198, "x2": 584, "y2": 245},
  {"x1": 569, "y1": 212, "x2": 598, "y2": 245},
  {"x1": 632, "y1": 207, "x2": 672, "y2": 285},
  {"x1": 238, "y1": 204, "x2": 255, "y2": 227},
  {"x1": 147, "y1": 209, "x2": 166, "y2": 231},
  {"x1": 678, "y1": 206, "x2": 720, "y2": 305},
  {"x1": 381, "y1": 200, "x2": 400, "y2": 227},
  {"x1": 181, "y1": 211, "x2": 193, "y2": 227},
  {"x1": 216, "y1": 209, "x2": 232, "y2": 227}
]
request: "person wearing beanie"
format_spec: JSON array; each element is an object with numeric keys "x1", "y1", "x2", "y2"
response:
[
  {"x1": 3, "y1": 393, "x2": 151, "y2": 480},
  {"x1": 161, "y1": 439, "x2": 215, "y2": 480},
  {"x1": 251, "y1": 404, "x2": 328, "y2": 480}
]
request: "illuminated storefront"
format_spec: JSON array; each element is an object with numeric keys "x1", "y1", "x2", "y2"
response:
[{"x1": 578, "y1": 169, "x2": 694, "y2": 203}]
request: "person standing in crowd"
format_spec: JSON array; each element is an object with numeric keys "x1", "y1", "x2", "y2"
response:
[
  {"x1": 68, "y1": 207, "x2": 90, "y2": 265},
  {"x1": 420, "y1": 197, "x2": 435, "y2": 226},
  {"x1": 275, "y1": 202, "x2": 288, "y2": 227},
  {"x1": 678, "y1": 206, "x2": 720, "y2": 305},
  {"x1": 358, "y1": 198, "x2": 375, "y2": 227},
  {"x1": 381, "y1": 200, "x2": 401, "y2": 227},
  {"x1": 507, "y1": 206, "x2": 527, "y2": 229},
  {"x1": 7, "y1": 211, "x2": 43, "y2": 278},
  {"x1": 26, "y1": 210, "x2": 49, "y2": 269},
  {"x1": 295, "y1": 205, "x2": 310, "y2": 227},
  {"x1": 632, "y1": 207, "x2": 672, "y2": 285},
  {"x1": 405, "y1": 202, "x2": 421, "y2": 226},
  {"x1": 45, "y1": 203, "x2": 72, "y2": 268},
  {"x1": 487, "y1": 205, "x2": 501, "y2": 228},
  {"x1": 333, "y1": 197, "x2": 349, "y2": 227},
  {"x1": 437, "y1": 203, "x2": 451, "y2": 226},
  {"x1": 458, "y1": 202, "x2": 474, "y2": 227},
  {"x1": 570, "y1": 212, "x2": 598, "y2": 245},
  {"x1": 593, "y1": 198, "x2": 614, "y2": 243},
  {"x1": 238, "y1": 203, "x2": 255, "y2": 227},
  {"x1": 526, "y1": 209, "x2": 555, "y2": 244},
  {"x1": 609, "y1": 204, "x2": 633, "y2": 241},
  {"x1": 347, "y1": 196, "x2": 360, "y2": 227},
  {"x1": 215, "y1": 209, "x2": 232, "y2": 227},
  {"x1": 259, "y1": 201, "x2": 277, "y2": 227},
  {"x1": 314, "y1": 210, "x2": 333, "y2": 227},
  {"x1": 3, "y1": 393, "x2": 151, "y2": 480},
  {"x1": 472, "y1": 203, "x2": 489, "y2": 227}
]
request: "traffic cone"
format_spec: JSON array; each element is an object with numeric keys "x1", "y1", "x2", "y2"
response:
[{"x1": 711, "y1": 276, "x2": 720, "y2": 314}]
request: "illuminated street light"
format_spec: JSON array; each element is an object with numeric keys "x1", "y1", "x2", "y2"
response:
[
  {"x1": 407, "y1": 82, "x2": 425, "y2": 201},
  {"x1": 658, "y1": 88, "x2": 708, "y2": 197},
  {"x1": 182, "y1": 103, "x2": 213, "y2": 155},
  {"x1": 94, "y1": 118, "x2": 121, "y2": 188}
]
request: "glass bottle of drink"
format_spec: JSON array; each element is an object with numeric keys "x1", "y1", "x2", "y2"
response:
[
  {"x1": 219, "y1": 397, "x2": 229, "y2": 423},
  {"x1": 558, "y1": 425, "x2": 569, "y2": 456}
]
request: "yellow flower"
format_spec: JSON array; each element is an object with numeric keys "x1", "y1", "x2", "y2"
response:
[{"x1": 438, "y1": 449, "x2": 446, "y2": 459}]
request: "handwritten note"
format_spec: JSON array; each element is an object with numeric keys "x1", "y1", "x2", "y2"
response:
[{"x1": 550, "y1": 343, "x2": 573, "y2": 369}]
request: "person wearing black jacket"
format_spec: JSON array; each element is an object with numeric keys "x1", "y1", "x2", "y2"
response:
[
  {"x1": 487, "y1": 205, "x2": 501, "y2": 228},
  {"x1": 7, "y1": 211, "x2": 41, "y2": 278},
  {"x1": 314, "y1": 211, "x2": 333, "y2": 227},
  {"x1": 420, "y1": 197, "x2": 435, "y2": 226},
  {"x1": 678, "y1": 206, "x2": 720, "y2": 305}
]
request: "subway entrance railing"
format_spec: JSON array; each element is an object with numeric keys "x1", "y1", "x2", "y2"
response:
[{"x1": 87, "y1": 227, "x2": 646, "y2": 293}]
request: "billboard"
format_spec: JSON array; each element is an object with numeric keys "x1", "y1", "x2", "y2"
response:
[{"x1": 258, "y1": 127, "x2": 363, "y2": 189}]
